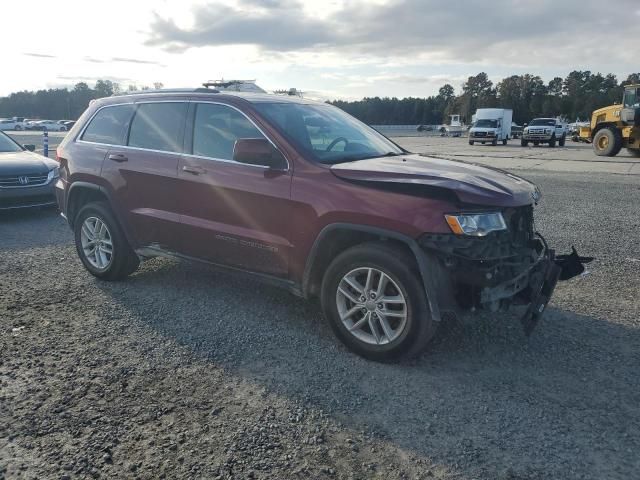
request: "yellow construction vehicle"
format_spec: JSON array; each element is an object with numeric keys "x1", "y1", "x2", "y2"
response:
[{"x1": 580, "y1": 84, "x2": 640, "y2": 157}]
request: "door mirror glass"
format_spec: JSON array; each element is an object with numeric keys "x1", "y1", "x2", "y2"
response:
[
  {"x1": 23, "y1": 144, "x2": 36, "y2": 151},
  {"x1": 233, "y1": 138, "x2": 286, "y2": 169}
]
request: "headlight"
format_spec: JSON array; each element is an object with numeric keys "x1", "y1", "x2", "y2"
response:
[
  {"x1": 47, "y1": 167, "x2": 59, "y2": 182},
  {"x1": 444, "y1": 212, "x2": 507, "y2": 236}
]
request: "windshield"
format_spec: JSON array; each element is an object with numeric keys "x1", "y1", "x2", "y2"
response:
[
  {"x1": 0, "y1": 132, "x2": 23, "y2": 153},
  {"x1": 254, "y1": 103, "x2": 403, "y2": 164},
  {"x1": 475, "y1": 119, "x2": 498, "y2": 128},
  {"x1": 529, "y1": 119, "x2": 556, "y2": 126}
]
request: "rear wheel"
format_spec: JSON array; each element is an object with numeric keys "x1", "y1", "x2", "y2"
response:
[
  {"x1": 626, "y1": 148, "x2": 640, "y2": 157},
  {"x1": 593, "y1": 128, "x2": 623, "y2": 156},
  {"x1": 521, "y1": 139, "x2": 529, "y2": 147},
  {"x1": 321, "y1": 242, "x2": 435, "y2": 362},
  {"x1": 74, "y1": 202, "x2": 139, "y2": 280}
]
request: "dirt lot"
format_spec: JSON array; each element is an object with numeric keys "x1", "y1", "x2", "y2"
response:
[{"x1": 1, "y1": 166, "x2": 639, "y2": 478}]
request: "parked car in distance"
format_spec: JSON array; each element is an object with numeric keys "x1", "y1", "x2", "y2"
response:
[
  {"x1": 521, "y1": 118, "x2": 567, "y2": 147},
  {"x1": 61, "y1": 120, "x2": 76, "y2": 130},
  {"x1": 55, "y1": 89, "x2": 588, "y2": 361},
  {"x1": 30, "y1": 120, "x2": 69, "y2": 131},
  {"x1": 468, "y1": 108, "x2": 513, "y2": 145},
  {"x1": 0, "y1": 131, "x2": 58, "y2": 209},
  {"x1": 0, "y1": 119, "x2": 18, "y2": 131}
]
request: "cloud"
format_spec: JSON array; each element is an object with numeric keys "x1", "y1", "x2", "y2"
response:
[
  {"x1": 23, "y1": 52, "x2": 56, "y2": 58},
  {"x1": 146, "y1": 0, "x2": 640, "y2": 68},
  {"x1": 111, "y1": 57, "x2": 165, "y2": 66}
]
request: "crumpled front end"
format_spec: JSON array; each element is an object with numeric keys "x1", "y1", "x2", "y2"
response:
[{"x1": 418, "y1": 205, "x2": 590, "y2": 334}]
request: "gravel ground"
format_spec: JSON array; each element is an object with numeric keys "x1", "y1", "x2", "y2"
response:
[{"x1": 1, "y1": 171, "x2": 639, "y2": 479}]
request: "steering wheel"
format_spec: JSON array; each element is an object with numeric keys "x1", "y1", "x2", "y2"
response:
[{"x1": 326, "y1": 137, "x2": 349, "y2": 152}]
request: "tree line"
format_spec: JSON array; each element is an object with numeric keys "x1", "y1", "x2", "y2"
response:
[
  {"x1": 0, "y1": 80, "x2": 163, "y2": 120},
  {"x1": 1, "y1": 71, "x2": 638, "y2": 124},
  {"x1": 330, "y1": 71, "x2": 640, "y2": 125}
]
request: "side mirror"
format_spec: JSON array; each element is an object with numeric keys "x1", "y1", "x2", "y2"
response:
[
  {"x1": 23, "y1": 144, "x2": 36, "y2": 152},
  {"x1": 233, "y1": 138, "x2": 287, "y2": 169}
]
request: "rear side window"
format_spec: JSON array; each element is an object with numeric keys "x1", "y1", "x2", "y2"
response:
[
  {"x1": 128, "y1": 102, "x2": 187, "y2": 153},
  {"x1": 81, "y1": 105, "x2": 133, "y2": 145},
  {"x1": 192, "y1": 103, "x2": 265, "y2": 160}
]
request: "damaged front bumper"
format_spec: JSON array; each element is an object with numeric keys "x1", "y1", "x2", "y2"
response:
[{"x1": 416, "y1": 224, "x2": 591, "y2": 335}]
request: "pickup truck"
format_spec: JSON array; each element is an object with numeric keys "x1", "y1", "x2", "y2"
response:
[{"x1": 521, "y1": 118, "x2": 566, "y2": 147}]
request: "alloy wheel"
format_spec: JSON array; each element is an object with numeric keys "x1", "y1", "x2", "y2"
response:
[
  {"x1": 80, "y1": 216, "x2": 113, "y2": 270},
  {"x1": 336, "y1": 267, "x2": 408, "y2": 345}
]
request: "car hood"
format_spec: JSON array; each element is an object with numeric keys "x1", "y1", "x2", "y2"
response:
[
  {"x1": 0, "y1": 151, "x2": 57, "y2": 175},
  {"x1": 330, "y1": 153, "x2": 540, "y2": 207}
]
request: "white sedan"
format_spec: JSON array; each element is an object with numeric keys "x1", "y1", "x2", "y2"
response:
[
  {"x1": 0, "y1": 119, "x2": 18, "y2": 131},
  {"x1": 30, "y1": 120, "x2": 68, "y2": 131}
]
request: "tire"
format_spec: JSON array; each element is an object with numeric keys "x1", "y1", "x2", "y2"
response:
[
  {"x1": 533, "y1": 141, "x2": 540, "y2": 146},
  {"x1": 593, "y1": 128, "x2": 623, "y2": 157},
  {"x1": 559, "y1": 134, "x2": 566, "y2": 147},
  {"x1": 548, "y1": 135, "x2": 556, "y2": 148},
  {"x1": 481, "y1": 141, "x2": 485, "y2": 145},
  {"x1": 74, "y1": 202, "x2": 139, "y2": 280},
  {"x1": 469, "y1": 140, "x2": 474, "y2": 145},
  {"x1": 320, "y1": 242, "x2": 435, "y2": 362},
  {"x1": 502, "y1": 139, "x2": 508, "y2": 146},
  {"x1": 15, "y1": 125, "x2": 22, "y2": 131},
  {"x1": 60, "y1": 126, "x2": 67, "y2": 132},
  {"x1": 627, "y1": 148, "x2": 640, "y2": 157},
  {"x1": 521, "y1": 139, "x2": 529, "y2": 147},
  {"x1": 491, "y1": 138, "x2": 498, "y2": 146}
]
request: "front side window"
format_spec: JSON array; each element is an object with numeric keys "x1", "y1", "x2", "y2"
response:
[
  {"x1": 128, "y1": 102, "x2": 188, "y2": 153},
  {"x1": 81, "y1": 104, "x2": 134, "y2": 145},
  {"x1": 192, "y1": 103, "x2": 265, "y2": 161},
  {"x1": 254, "y1": 102, "x2": 403, "y2": 164}
]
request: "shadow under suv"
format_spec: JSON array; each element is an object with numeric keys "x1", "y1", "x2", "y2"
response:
[{"x1": 55, "y1": 88, "x2": 589, "y2": 361}]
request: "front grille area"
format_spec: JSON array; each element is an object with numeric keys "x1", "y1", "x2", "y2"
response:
[
  {"x1": 473, "y1": 131, "x2": 487, "y2": 137},
  {"x1": 0, "y1": 173, "x2": 49, "y2": 187}
]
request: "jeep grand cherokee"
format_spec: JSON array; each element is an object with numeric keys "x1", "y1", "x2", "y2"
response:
[{"x1": 55, "y1": 88, "x2": 588, "y2": 361}]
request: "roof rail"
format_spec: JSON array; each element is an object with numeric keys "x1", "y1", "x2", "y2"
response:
[{"x1": 113, "y1": 87, "x2": 219, "y2": 97}]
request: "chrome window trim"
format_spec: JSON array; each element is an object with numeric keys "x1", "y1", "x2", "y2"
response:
[{"x1": 74, "y1": 99, "x2": 290, "y2": 171}]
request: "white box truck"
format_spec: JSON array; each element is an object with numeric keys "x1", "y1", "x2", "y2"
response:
[{"x1": 468, "y1": 108, "x2": 513, "y2": 146}]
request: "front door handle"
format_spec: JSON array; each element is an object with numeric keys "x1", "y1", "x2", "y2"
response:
[
  {"x1": 108, "y1": 153, "x2": 128, "y2": 162},
  {"x1": 182, "y1": 165, "x2": 206, "y2": 175}
]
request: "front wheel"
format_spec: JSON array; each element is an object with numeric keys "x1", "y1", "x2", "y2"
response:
[
  {"x1": 521, "y1": 139, "x2": 529, "y2": 147},
  {"x1": 469, "y1": 140, "x2": 474, "y2": 145},
  {"x1": 491, "y1": 138, "x2": 498, "y2": 146},
  {"x1": 74, "y1": 202, "x2": 139, "y2": 280},
  {"x1": 502, "y1": 139, "x2": 508, "y2": 145},
  {"x1": 593, "y1": 128, "x2": 623, "y2": 156},
  {"x1": 548, "y1": 135, "x2": 556, "y2": 148},
  {"x1": 321, "y1": 243, "x2": 435, "y2": 362}
]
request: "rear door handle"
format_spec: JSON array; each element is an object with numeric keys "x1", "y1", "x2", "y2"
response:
[
  {"x1": 182, "y1": 165, "x2": 206, "y2": 175},
  {"x1": 108, "y1": 153, "x2": 128, "y2": 162}
]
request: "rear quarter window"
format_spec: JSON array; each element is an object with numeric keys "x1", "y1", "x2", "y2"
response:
[{"x1": 81, "y1": 104, "x2": 134, "y2": 145}]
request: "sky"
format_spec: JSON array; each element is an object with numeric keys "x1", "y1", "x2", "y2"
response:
[{"x1": 4, "y1": 0, "x2": 640, "y2": 100}]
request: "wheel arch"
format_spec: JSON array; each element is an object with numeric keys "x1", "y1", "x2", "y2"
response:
[
  {"x1": 592, "y1": 121, "x2": 618, "y2": 137},
  {"x1": 302, "y1": 223, "x2": 443, "y2": 322}
]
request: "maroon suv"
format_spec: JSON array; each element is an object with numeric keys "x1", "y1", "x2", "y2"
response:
[{"x1": 55, "y1": 88, "x2": 588, "y2": 361}]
